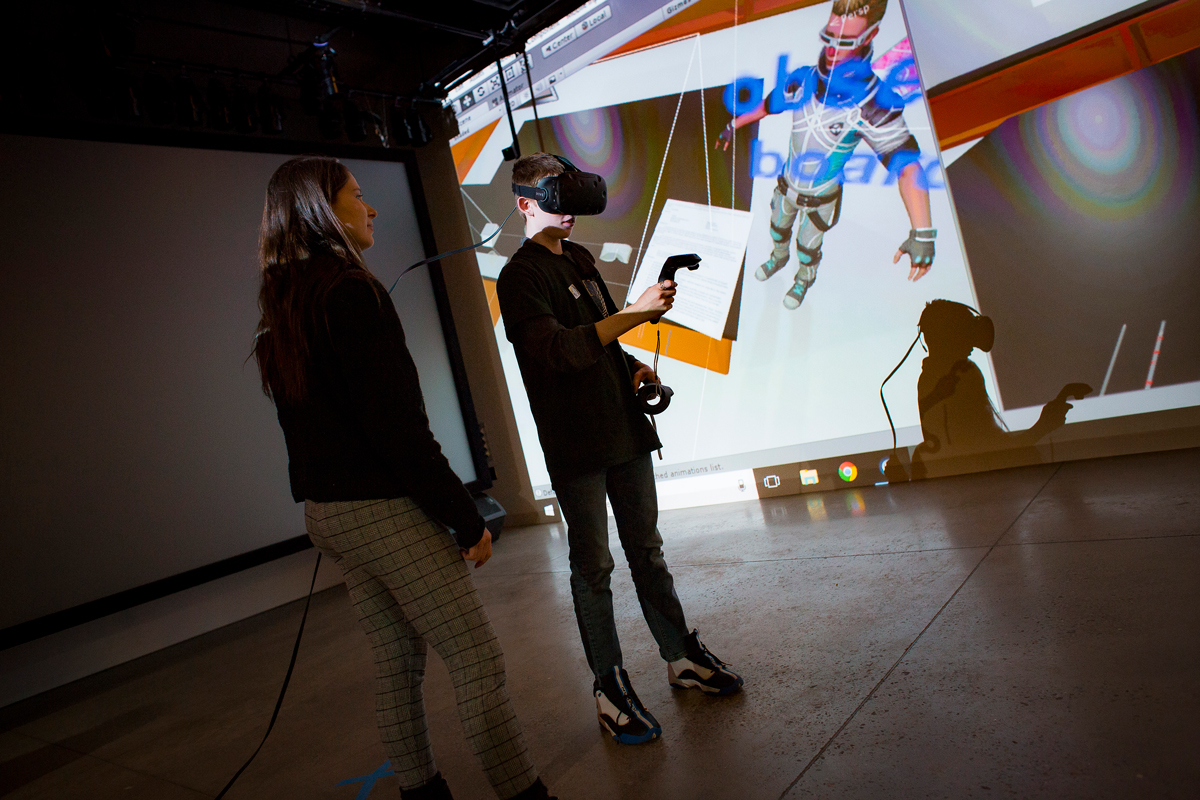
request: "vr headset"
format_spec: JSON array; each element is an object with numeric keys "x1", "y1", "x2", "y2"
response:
[
  {"x1": 918, "y1": 300, "x2": 995, "y2": 353},
  {"x1": 819, "y1": 19, "x2": 880, "y2": 50},
  {"x1": 512, "y1": 155, "x2": 607, "y2": 216}
]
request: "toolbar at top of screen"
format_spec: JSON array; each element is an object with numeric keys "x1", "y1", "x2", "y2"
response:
[{"x1": 448, "y1": 0, "x2": 704, "y2": 143}]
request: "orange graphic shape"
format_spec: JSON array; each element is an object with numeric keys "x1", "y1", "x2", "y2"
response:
[{"x1": 452, "y1": 119, "x2": 501, "y2": 184}]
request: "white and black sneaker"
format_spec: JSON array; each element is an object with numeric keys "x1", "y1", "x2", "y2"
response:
[
  {"x1": 595, "y1": 667, "x2": 662, "y2": 744},
  {"x1": 668, "y1": 630, "x2": 744, "y2": 695}
]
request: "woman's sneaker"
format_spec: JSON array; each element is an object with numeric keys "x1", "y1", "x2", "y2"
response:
[
  {"x1": 668, "y1": 630, "x2": 744, "y2": 695},
  {"x1": 595, "y1": 667, "x2": 661, "y2": 744}
]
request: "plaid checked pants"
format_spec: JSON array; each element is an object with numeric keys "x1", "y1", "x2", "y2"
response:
[{"x1": 305, "y1": 497, "x2": 538, "y2": 798}]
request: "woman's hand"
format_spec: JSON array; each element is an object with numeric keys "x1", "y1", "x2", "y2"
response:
[{"x1": 461, "y1": 529, "x2": 493, "y2": 569}]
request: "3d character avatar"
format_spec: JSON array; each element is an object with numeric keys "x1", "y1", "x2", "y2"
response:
[{"x1": 716, "y1": 0, "x2": 935, "y2": 310}]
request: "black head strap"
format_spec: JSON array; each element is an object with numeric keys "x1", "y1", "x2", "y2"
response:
[{"x1": 512, "y1": 154, "x2": 580, "y2": 202}]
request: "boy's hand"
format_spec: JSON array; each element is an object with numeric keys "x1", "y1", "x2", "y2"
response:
[
  {"x1": 631, "y1": 361, "x2": 659, "y2": 391},
  {"x1": 629, "y1": 280, "x2": 675, "y2": 318}
]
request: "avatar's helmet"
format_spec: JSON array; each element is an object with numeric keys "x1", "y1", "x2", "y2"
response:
[{"x1": 821, "y1": 0, "x2": 888, "y2": 50}]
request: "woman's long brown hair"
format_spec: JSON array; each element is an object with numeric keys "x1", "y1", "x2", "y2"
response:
[{"x1": 253, "y1": 155, "x2": 374, "y2": 404}]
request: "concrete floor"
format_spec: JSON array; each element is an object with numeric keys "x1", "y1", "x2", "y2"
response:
[{"x1": 2, "y1": 449, "x2": 1198, "y2": 799}]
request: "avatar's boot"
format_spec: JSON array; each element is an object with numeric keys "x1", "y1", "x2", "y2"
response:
[
  {"x1": 782, "y1": 244, "x2": 821, "y2": 310},
  {"x1": 756, "y1": 221, "x2": 793, "y2": 281}
]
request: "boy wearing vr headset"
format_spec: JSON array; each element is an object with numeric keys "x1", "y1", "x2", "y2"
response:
[
  {"x1": 496, "y1": 153, "x2": 743, "y2": 746},
  {"x1": 716, "y1": 0, "x2": 935, "y2": 310}
]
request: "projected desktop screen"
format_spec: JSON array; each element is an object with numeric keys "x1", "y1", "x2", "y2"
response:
[{"x1": 452, "y1": 0, "x2": 1200, "y2": 512}]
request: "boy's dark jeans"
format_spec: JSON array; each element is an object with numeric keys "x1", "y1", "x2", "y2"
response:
[{"x1": 551, "y1": 453, "x2": 690, "y2": 676}]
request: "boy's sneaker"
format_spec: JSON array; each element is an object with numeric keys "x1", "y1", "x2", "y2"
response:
[
  {"x1": 668, "y1": 630, "x2": 744, "y2": 695},
  {"x1": 595, "y1": 666, "x2": 661, "y2": 744}
]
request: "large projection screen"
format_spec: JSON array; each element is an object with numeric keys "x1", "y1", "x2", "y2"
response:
[
  {"x1": 0, "y1": 135, "x2": 477, "y2": 633},
  {"x1": 452, "y1": 0, "x2": 1200, "y2": 512}
]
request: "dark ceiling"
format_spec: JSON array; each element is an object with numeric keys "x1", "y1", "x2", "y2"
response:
[{"x1": 1, "y1": 0, "x2": 586, "y2": 152}]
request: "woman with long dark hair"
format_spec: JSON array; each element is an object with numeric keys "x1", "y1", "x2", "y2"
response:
[{"x1": 254, "y1": 155, "x2": 554, "y2": 800}]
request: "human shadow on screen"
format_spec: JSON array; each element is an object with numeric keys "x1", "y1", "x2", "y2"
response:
[{"x1": 890, "y1": 300, "x2": 1092, "y2": 481}]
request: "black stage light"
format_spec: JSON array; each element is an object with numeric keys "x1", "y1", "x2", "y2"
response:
[
  {"x1": 207, "y1": 79, "x2": 232, "y2": 130},
  {"x1": 367, "y1": 110, "x2": 386, "y2": 146},
  {"x1": 390, "y1": 103, "x2": 410, "y2": 146},
  {"x1": 257, "y1": 83, "x2": 284, "y2": 134},
  {"x1": 230, "y1": 80, "x2": 258, "y2": 133},
  {"x1": 115, "y1": 71, "x2": 142, "y2": 120},
  {"x1": 315, "y1": 48, "x2": 339, "y2": 97},
  {"x1": 300, "y1": 43, "x2": 339, "y2": 114},
  {"x1": 82, "y1": 67, "x2": 116, "y2": 118},
  {"x1": 392, "y1": 104, "x2": 431, "y2": 147},
  {"x1": 318, "y1": 99, "x2": 342, "y2": 139},
  {"x1": 343, "y1": 95, "x2": 367, "y2": 142},
  {"x1": 405, "y1": 107, "x2": 431, "y2": 147},
  {"x1": 143, "y1": 73, "x2": 175, "y2": 125},
  {"x1": 174, "y1": 71, "x2": 204, "y2": 127}
]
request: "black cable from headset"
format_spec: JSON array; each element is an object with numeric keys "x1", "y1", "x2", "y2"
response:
[
  {"x1": 880, "y1": 330, "x2": 923, "y2": 452},
  {"x1": 388, "y1": 206, "x2": 519, "y2": 294},
  {"x1": 215, "y1": 552, "x2": 322, "y2": 800},
  {"x1": 650, "y1": 328, "x2": 663, "y2": 460}
]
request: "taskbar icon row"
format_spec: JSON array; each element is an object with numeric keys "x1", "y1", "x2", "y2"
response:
[{"x1": 751, "y1": 448, "x2": 908, "y2": 498}]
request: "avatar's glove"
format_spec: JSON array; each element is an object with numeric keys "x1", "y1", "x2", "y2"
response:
[
  {"x1": 897, "y1": 228, "x2": 936, "y2": 268},
  {"x1": 716, "y1": 121, "x2": 734, "y2": 149}
]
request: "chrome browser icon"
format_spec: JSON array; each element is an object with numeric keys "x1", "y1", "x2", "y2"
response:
[{"x1": 838, "y1": 462, "x2": 858, "y2": 482}]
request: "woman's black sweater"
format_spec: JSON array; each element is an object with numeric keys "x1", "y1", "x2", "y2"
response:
[{"x1": 271, "y1": 263, "x2": 485, "y2": 549}]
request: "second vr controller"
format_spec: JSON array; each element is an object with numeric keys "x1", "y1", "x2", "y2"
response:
[{"x1": 637, "y1": 254, "x2": 701, "y2": 416}]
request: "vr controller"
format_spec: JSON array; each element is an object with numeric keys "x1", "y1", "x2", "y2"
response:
[
  {"x1": 637, "y1": 383, "x2": 674, "y2": 415},
  {"x1": 1055, "y1": 383, "x2": 1093, "y2": 403},
  {"x1": 652, "y1": 253, "x2": 700, "y2": 325},
  {"x1": 658, "y1": 253, "x2": 702, "y2": 283},
  {"x1": 636, "y1": 254, "x2": 702, "y2": 415}
]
